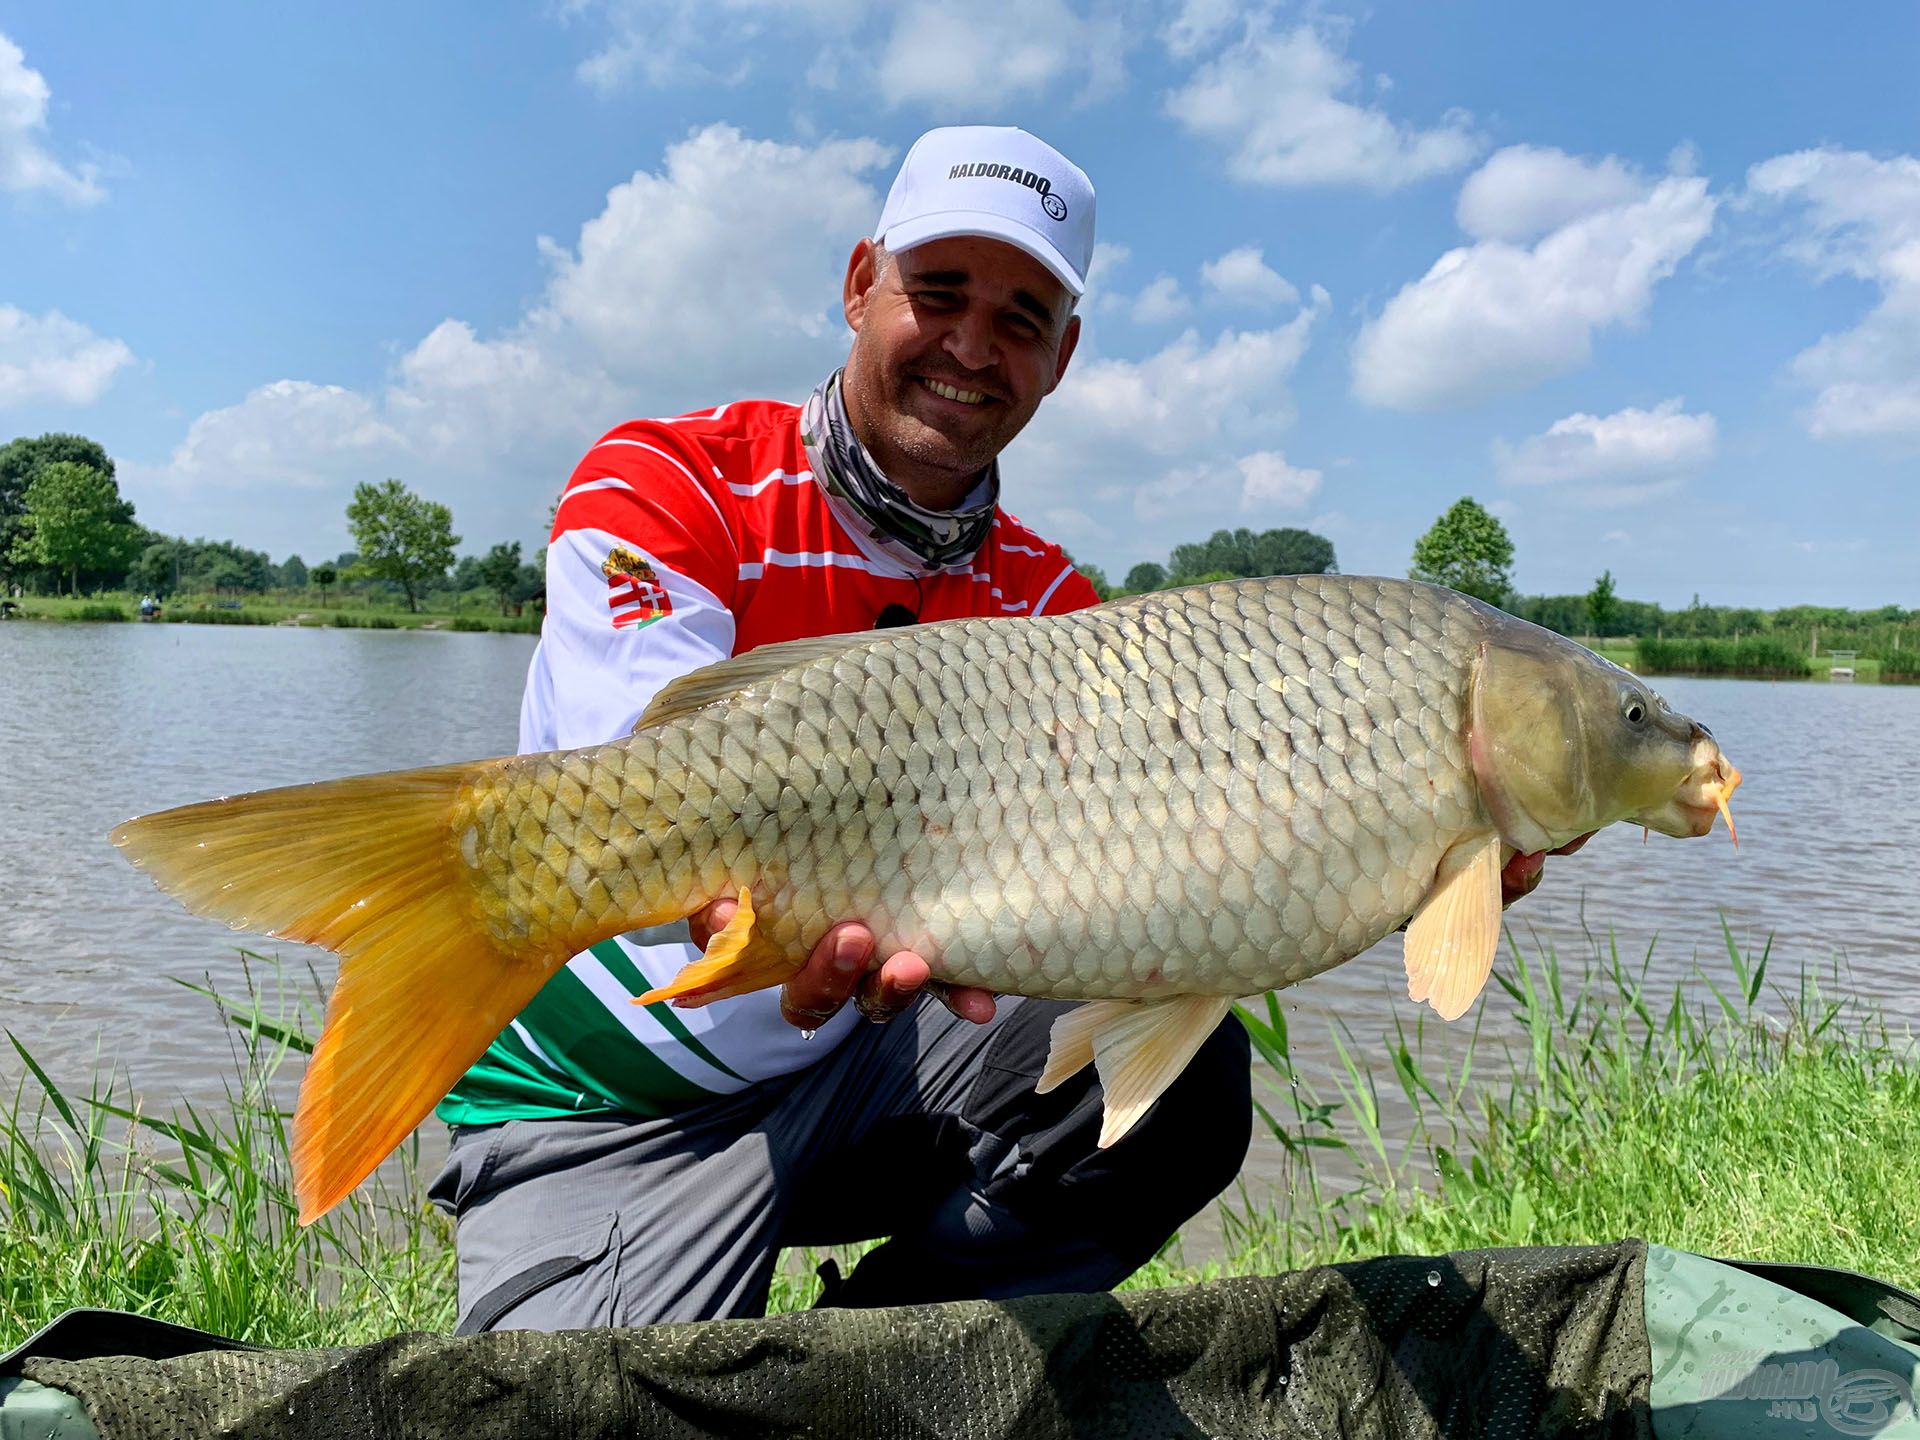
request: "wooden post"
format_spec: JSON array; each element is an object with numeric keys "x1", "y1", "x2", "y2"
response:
[{"x1": 1811, "y1": 624, "x2": 1819, "y2": 658}]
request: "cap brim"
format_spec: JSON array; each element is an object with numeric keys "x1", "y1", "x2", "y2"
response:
[{"x1": 878, "y1": 211, "x2": 1085, "y2": 299}]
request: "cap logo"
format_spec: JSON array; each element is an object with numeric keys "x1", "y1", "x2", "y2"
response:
[{"x1": 947, "y1": 161, "x2": 1068, "y2": 221}]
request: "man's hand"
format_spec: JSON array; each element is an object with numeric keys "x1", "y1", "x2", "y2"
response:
[
  {"x1": 689, "y1": 899, "x2": 998, "y2": 1030},
  {"x1": 1499, "y1": 831, "x2": 1595, "y2": 907}
]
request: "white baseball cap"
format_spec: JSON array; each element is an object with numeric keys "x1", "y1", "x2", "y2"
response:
[{"x1": 874, "y1": 125, "x2": 1095, "y2": 298}]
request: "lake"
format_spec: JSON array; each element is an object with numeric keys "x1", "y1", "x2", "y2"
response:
[{"x1": 2, "y1": 618, "x2": 1915, "y2": 1221}]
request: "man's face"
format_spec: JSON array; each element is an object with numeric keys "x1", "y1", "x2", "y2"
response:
[{"x1": 840, "y1": 234, "x2": 1081, "y2": 507}]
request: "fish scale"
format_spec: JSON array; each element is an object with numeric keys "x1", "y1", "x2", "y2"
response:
[{"x1": 456, "y1": 575, "x2": 1481, "y2": 1000}]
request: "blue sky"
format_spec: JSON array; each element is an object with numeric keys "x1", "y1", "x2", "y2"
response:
[{"x1": 3, "y1": 1, "x2": 1916, "y2": 606}]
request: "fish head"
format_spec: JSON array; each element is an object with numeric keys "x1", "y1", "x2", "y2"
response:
[{"x1": 1471, "y1": 618, "x2": 1742, "y2": 852}]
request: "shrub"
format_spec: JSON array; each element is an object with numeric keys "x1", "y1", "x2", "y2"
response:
[
  {"x1": 73, "y1": 603, "x2": 129, "y2": 622},
  {"x1": 450, "y1": 616, "x2": 490, "y2": 632}
]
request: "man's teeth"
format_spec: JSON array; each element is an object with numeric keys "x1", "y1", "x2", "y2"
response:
[{"x1": 924, "y1": 379, "x2": 987, "y2": 405}]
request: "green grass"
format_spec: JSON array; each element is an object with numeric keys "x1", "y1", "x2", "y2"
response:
[
  {"x1": 5, "y1": 590, "x2": 543, "y2": 633},
  {"x1": 1634, "y1": 635, "x2": 1813, "y2": 678},
  {"x1": 5, "y1": 930, "x2": 1914, "y2": 1346},
  {"x1": 0, "y1": 956, "x2": 452, "y2": 1348}
]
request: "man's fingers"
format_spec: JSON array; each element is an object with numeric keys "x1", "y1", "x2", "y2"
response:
[
  {"x1": 928, "y1": 981, "x2": 998, "y2": 1025},
  {"x1": 779, "y1": 923, "x2": 873, "y2": 1030},
  {"x1": 1551, "y1": 831, "x2": 1597, "y2": 857},
  {"x1": 854, "y1": 952, "x2": 932, "y2": 1023},
  {"x1": 688, "y1": 897, "x2": 735, "y2": 951},
  {"x1": 1499, "y1": 849, "x2": 1546, "y2": 908}
]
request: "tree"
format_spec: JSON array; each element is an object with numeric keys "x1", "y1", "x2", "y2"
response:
[
  {"x1": 312, "y1": 562, "x2": 338, "y2": 604},
  {"x1": 476, "y1": 542, "x2": 525, "y2": 615},
  {"x1": 129, "y1": 539, "x2": 185, "y2": 596},
  {"x1": 1124, "y1": 561, "x2": 1166, "y2": 593},
  {"x1": 0, "y1": 433, "x2": 115, "y2": 589},
  {"x1": 9, "y1": 461, "x2": 139, "y2": 595},
  {"x1": 1409, "y1": 498, "x2": 1514, "y2": 606},
  {"x1": 1585, "y1": 570, "x2": 1618, "y2": 638},
  {"x1": 280, "y1": 554, "x2": 309, "y2": 591},
  {"x1": 344, "y1": 479, "x2": 459, "y2": 613},
  {"x1": 1167, "y1": 526, "x2": 1337, "y2": 583}
]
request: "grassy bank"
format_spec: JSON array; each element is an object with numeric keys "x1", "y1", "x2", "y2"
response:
[
  {"x1": 4, "y1": 933, "x2": 1914, "y2": 1347},
  {"x1": 5, "y1": 593, "x2": 539, "y2": 633}
]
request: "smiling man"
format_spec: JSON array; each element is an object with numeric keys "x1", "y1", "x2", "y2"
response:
[{"x1": 428, "y1": 126, "x2": 1257, "y2": 1331}]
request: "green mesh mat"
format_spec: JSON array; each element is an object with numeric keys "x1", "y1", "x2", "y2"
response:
[{"x1": 14, "y1": 1242, "x2": 1650, "y2": 1439}]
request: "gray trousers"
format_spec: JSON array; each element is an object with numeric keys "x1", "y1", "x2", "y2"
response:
[{"x1": 429, "y1": 994, "x2": 1252, "y2": 1330}]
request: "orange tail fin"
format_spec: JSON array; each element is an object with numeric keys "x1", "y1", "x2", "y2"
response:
[{"x1": 113, "y1": 762, "x2": 592, "y2": 1223}]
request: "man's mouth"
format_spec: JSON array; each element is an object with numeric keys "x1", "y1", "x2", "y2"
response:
[{"x1": 919, "y1": 377, "x2": 991, "y2": 406}]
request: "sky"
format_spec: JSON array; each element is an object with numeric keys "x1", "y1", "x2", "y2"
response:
[{"x1": 2, "y1": 1, "x2": 1916, "y2": 608}]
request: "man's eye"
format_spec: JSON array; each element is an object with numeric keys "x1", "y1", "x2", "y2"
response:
[{"x1": 915, "y1": 290, "x2": 961, "y2": 308}]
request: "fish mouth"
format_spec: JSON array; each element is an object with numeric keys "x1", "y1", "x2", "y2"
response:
[{"x1": 1639, "y1": 749, "x2": 1743, "y2": 843}]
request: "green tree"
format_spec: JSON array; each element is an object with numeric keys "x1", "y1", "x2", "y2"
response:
[
  {"x1": 1124, "y1": 561, "x2": 1166, "y2": 593},
  {"x1": 1585, "y1": 570, "x2": 1618, "y2": 638},
  {"x1": 476, "y1": 541, "x2": 525, "y2": 615},
  {"x1": 9, "y1": 461, "x2": 140, "y2": 595},
  {"x1": 0, "y1": 433, "x2": 116, "y2": 589},
  {"x1": 129, "y1": 539, "x2": 185, "y2": 596},
  {"x1": 280, "y1": 554, "x2": 309, "y2": 591},
  {"x1": 1409, "y1": 498, "x2": 1514, "y2": 606},
  {"x1": 1167, "y1": 526, "x2": 1337, "y2": 583},
  {"x1": 344, "y1": 479, "x2": 459, "y2": 613},
  {"x1": 311, "y1": 562, "x2": 338, "y2": 604}
]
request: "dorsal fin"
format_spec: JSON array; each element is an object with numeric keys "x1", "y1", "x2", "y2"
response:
[{"x1": 633, "y1": 628, "x2": 902, "y2": 731}]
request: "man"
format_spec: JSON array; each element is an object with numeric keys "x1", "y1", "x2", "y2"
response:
[{"x1": 430, "y1": 126, "x2": 1256, "y2": 1331}]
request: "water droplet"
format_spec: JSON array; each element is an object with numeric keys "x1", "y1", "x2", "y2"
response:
[
  {"x1": 801, "y1": 1028, "x2": 816, "y2": 1041},
  {"x1": 1426, "y1": 1271, "x2": 1441, "y2": 1288}
]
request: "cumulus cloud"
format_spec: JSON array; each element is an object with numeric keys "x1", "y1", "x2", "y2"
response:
[
  {"x1": 1200, "y1": 246, "x2": 1299, "y2": 308},
  {"x1": 0, "y1": 31, "x2": 102, "y2": 204},
  {"x1": 876, "y1": 0, "x2": 1126, "y2": 110},
  {"x1": 1456, "y1": 146, "x2": 1646, "y2": 242},
  {"x1": 1747, "y1": 147, "x2": 1920, "y2": 440},
  {"x1": 124, "y1": 126, "x2": 892, "y2": 554},
  {"x1": 1003, "y1": 290, "x2": 1329, "y2": 555},
  {"x1": 562, "y1": 0, "x2": 1126, "y2": 110},
  {"x1": 0, "y1": 306, "x2": 132, "y2": 407},
  {"x1": 1165, "y1": 20, "x2": 1480, "y2": 191},
  {"x1": 1353, "y1": 150, "x2": 1715, "y2": 410},
  {"x1": 1494, "y1": 399, "x2": 1717, "y2": 502},
  {"x1": 1129, "y1": 275, "x2": 1191, "y2": 324}
]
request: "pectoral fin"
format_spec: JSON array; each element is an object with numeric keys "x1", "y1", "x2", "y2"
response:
[
  {"x1": 1040, "y1": 994, "x2": 1235, "y2": 1148},
  {"x1": 634, "y1": 888, "x2": 801, "y2": 1007},
  {"x1": 1404, "y1": 833, "x2": 1503, "y2": 1021}
]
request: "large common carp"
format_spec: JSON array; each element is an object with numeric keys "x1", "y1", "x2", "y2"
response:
[{"x1": 113, "y1": 575, "x2": 1739, "y2": 1222}]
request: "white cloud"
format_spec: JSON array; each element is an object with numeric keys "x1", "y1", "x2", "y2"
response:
[
  {"x1": 1352, "y1": 159, "x2": 1715, "y2": 410},
  {"x1": 1165, "y1": 20, "x2": 1480, "y2": 191},
  {"x1": 0, "y1": 32, "x2": 102, "y2": 204},
  {"x1": 876, "y1": 0, "x2": 1126, "y2": 110},
  {"x1": 1236, "y1": 450, "x2": 1321, "y2": 509},
  {"x1": 562, "y1": 0, "x2": 1126, "y2": 110},
  {"x1": 0, "y1": 306, "x2": 132, "y2": 407},
  {"x1": 1456, "y1": 145, "x2": 1646, "y2": 243},
  {"x1": 123, "y1": 126, "x2": 893, "y2": 554},
  {"x1": 1747, "y1": 147, "x2": 1920, "y2": 440},
  {"x1": 1164, "y1": 0, "x2": 1241, "y2": 59},
  {"x1": 1004, "y1": 292, "x2": 1328, "y2": 552},
  {"x1": 1200, "y1": 246, "x2": 1299, "y2": 308},
  {"x1": 1130, "y1": 275, "x2": 1190, "y2": 324},
  {"x1": 1494, "y1": 399, "x2": 1717, "y2": 502}
]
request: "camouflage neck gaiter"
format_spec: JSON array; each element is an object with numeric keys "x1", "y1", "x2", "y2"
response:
[{"x1": 801, "y1": 368, "x2": 998, "y2": 573}]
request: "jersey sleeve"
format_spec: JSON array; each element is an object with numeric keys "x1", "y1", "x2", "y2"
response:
[{"x1": 522, "y1": 423, "x2": 743, "y2": 753}]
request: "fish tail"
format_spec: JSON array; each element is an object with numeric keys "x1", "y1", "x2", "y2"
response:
[{"x1": 112, "y1": 759, "x2": 656, "y2": 1224}]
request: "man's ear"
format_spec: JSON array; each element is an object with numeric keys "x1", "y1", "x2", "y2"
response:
[
  {"x1": 844, "y1": 239, "x2": 880, "y2": 331},
  {"x1": 1047, "y1": 312, "x2": 1082, "y2": 393}
]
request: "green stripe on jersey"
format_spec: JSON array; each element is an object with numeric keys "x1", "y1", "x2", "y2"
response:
[
  {"x1": 437, "y1": 963, "x2": 723, "y2": 1126},
  {"x1": 588, "y1": 940, "x2": 749, "y2": 1083}
]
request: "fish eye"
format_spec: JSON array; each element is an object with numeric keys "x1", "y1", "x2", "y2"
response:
[{"x1": 1619, "y1": 685, "x2": 1648, "y2": 727}]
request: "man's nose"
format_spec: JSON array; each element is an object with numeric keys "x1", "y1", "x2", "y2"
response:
[{"x1": 943, "y1": 305, "x2": 996, "y2": 372}]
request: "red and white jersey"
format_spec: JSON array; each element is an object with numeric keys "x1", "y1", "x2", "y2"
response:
[{"x1": 451, "y1": 398, "x2": 1099, "y2": 1120}]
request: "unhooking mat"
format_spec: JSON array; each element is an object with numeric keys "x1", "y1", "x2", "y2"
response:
[{"x1": 4, "y1": 1240, "x2": 1918, "y2": 1437}]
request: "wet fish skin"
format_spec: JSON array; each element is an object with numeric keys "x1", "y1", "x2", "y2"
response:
[{"x1": 456, "y1": 575, "x2": 1484, "y2": 1001}]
